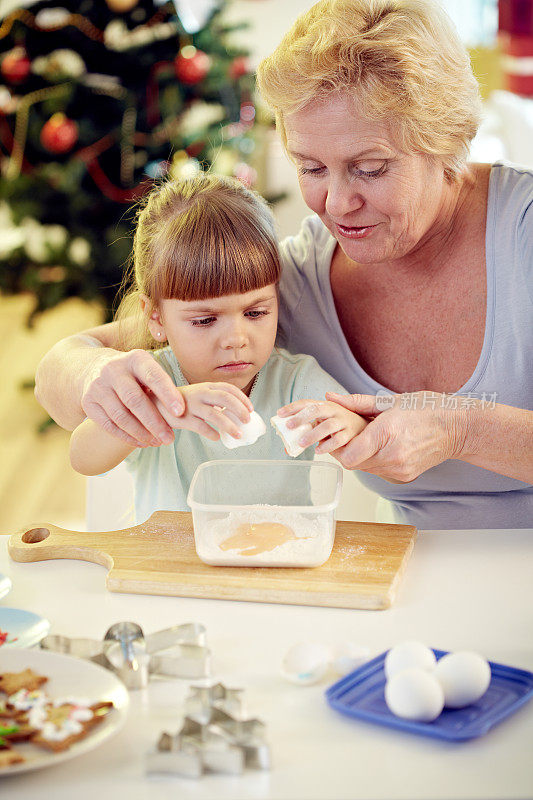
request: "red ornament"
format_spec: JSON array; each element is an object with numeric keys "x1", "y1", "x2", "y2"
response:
[
  {"x1": 175, "y1": 46, "x2": 210, "y2": 85},
  {"x1": 40, "y1": 113, "x2": 79, "y2": 154},
  {"x1": 229, "y1": 56, "x2": 249, "y2": 80},
  {"x1": 186, "y1": 141, "x2": 204, "y2": 158},
  {"x1": 1, "y1": 47, "x2": 31, "y2": 84}
]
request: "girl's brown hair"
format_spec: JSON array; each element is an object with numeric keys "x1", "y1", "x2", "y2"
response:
[{"x1": 116, "y1": 173, "x2": 281, "y2": 349}]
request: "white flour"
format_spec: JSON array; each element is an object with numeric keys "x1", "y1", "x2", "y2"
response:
[{"x1": 194, "y1": 505, "x2": 334, "y2": 567}]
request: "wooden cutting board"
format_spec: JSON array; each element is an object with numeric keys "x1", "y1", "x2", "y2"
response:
[{"x1": 8, "y1": 512, "x2": 416, "y2": 610}]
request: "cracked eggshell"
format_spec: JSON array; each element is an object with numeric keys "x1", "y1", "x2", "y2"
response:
[
  {"x1": 281, "y1": 642, "x2": 332, "y2": 685},
  {"x1": 219, "y1": 410, "x2": 266, "y2": 449},
  {"x1": 270, "y1": 414, "x2": 312, "y2": 457},
  {"x1": 385, "y1": 667, "x2": 444, "y2": 722},
  {"x1": 434, "y1": 651, "x2": 491, "y2": 708},
  {"x1": 384, "y1": 641, "x2": 437, "y2": 680}
]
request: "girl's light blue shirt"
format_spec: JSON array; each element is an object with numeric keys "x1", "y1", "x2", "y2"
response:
[{"x1": 125, "y1": 347, "x2": 347, "y2": 522}]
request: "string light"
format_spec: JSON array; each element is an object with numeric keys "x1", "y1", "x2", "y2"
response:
[{"x1": 6, "y1": 84, "x2": 71, "y2": 181}]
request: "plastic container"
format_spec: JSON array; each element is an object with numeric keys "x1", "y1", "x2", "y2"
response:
[
  {"x1": 326, "y1": 649, "x2": 533, "y2": 741},
  {"x1": 187, "y1": 459, "x2": 343, "y2": 567}
]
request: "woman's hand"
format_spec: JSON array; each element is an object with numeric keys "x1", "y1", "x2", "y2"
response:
[
  {"x1": 276, "y1": 398, "x2": 368, "y2": 454},
  {"x1": 157, "y1": 382, "x2": 253, "y2": 442},
  {"x1": 81, "y1": 350, "x2": 253, "y2": 447},
  {"x1": 81, "y1": 349, "x2": 188, "y2": 448},
  {"x1": 321, "y1": 391, "x2": 468, "y2": 482}
]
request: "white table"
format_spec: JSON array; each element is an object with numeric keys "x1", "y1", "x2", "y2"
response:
[{"x1": 1, "y1": 529, "x2": 532, "y2": 800}]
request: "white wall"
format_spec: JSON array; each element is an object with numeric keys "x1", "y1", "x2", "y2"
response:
[{"x1": 225, "y1": 0, "x2": 497, "y2": 61}]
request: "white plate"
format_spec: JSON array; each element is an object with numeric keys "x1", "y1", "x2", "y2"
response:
[
  {"x1": 0, "y1": 648, "x2": 129, "y2": 776},
  {"x1": 0, "y1": 608, "x2": 50, "y2": 648},
  {"x1": 0, "y1": 574, "x2": 11, "y2": 601}
]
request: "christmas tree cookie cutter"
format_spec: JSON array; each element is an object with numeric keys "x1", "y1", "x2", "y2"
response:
[
  {"x1": 146, "y1": 682, "x2": 271, "y2": 778},
  {"x1": 41, "y1": 621, "x2": 210, "y2": 689}
]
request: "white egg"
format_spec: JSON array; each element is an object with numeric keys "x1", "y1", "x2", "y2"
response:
[
  {"x1": 384, "y1": 641, "x2": 437, "y2": 680},
  {"x1": 385, "y1": 668, "x2": 444, "y2": 722},
  {"x1": 219, "y1": 410, "x2": 266, "y2": 449},
  {"x1": 331, "y1": 643, "x2": 370, "y2": 676},
  {"x1": 434, "y1": 651, "x2": 491, "y2": 708},
  {"x1": 281, "y1": 642, "x2": 332, "y2": 685}
]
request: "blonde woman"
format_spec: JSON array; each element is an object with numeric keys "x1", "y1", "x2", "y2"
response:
[
  {"x1": 36, "y1": 0, "x2": 532, "y2": 529},
  {"x1": 67, "y1": 174, "x2": 364, "y2": 522}
]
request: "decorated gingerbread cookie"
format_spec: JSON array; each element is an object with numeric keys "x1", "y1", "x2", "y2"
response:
[
  {"x1": 0, "y1": 668, "x2": 47, "y2": 696},
  {"x1": 0, "y1": 668, "x2": 115, "y2": 769},
  {"x1": 7, "y1": 688, "x2": 49, "y2": 713},
  {"x1": 30, "y1": 700, "x2": 113, "y2": 752},
  {"x1": 0, "y1": 719, "x2": 36, "y2": 748}
]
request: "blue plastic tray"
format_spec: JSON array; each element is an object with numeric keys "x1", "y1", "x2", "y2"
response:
[{"x1": 325, "y1": 649, "x2": 533, "y2": 741}]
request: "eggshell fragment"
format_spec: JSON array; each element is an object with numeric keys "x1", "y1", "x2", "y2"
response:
[
  {"x1": 270, "y1": 414, "x2": 313, "y2": 457},
  {"x1": 385, "y1": 668, "x2": 444, "y2": 722},
  {"x1": 384, "y1": 641, "x2": 437, "y2": 680},
  {"x1": 434, "y1": 651, "x2": 491, "y2": 708},
  {"x1": 281, "y1": 642, "x2": 332, "y2": 685},
  {"x1": 153, "y1": 398, "x2": 266, "y2": 448},
  {"x1": 219, "y1": 410, "x2": 266, "y2": 449}
]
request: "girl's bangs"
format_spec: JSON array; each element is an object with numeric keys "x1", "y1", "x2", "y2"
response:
[{"x1": 152, "y1": 200, "x2": 281, "y2": 301}]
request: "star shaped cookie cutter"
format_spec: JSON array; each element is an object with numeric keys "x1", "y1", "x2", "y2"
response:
[
  {"x1": 184, "y1": 681, "x2": 244, "y2": 719},
  {"x1": 146, "y1": 682, "x2": 270, "y2": 777},
  {"x1": 41, "y1": 621, "x2": 211, "y2": 689}
]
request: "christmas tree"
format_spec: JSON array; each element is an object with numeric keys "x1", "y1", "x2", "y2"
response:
[{"x1": 0, "y1": 0, "x2": 266, "y2": 321}]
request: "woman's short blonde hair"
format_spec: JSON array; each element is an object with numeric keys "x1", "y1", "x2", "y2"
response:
[
  {"x1": 116, "y1": 173, "x2": 280, "y2": 349},
  {"x1": 256, "y1": 0, "x2": 482, "y2": 180}
]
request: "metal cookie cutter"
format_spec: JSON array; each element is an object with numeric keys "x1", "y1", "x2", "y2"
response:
[
  {"x1": 184, "y1": 681, "x2": 245, "y2": 720},
  {"x1": 146, "y1": 682, "x2": 270, "y2": 778},
  {"x1": 41, "y1": 621, "x2": 211, "y2": 689}
]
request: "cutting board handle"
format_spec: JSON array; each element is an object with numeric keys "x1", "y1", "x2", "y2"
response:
[{"x1": 9, "y1": 522, "x2": 116, "y2": 568}]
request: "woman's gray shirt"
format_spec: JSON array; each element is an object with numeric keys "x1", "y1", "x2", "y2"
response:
[{"x1": 276, "y1": 161, "x2": 533, "y2": 530}]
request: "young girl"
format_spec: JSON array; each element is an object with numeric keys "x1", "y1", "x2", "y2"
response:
[{"x1": 69, "y1": 174, "x2": 366, "y2": 522}]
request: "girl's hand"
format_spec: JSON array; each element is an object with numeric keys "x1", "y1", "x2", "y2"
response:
[
  {"x1": 276, "y1": 398, "x2": 368, "y2": 454},
  {"x1": 161, "y1": 382, "x2": 253, "y2": 442},
  {"x1": 323, "y1": 391, "x2": 468, "y2": 482}
]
